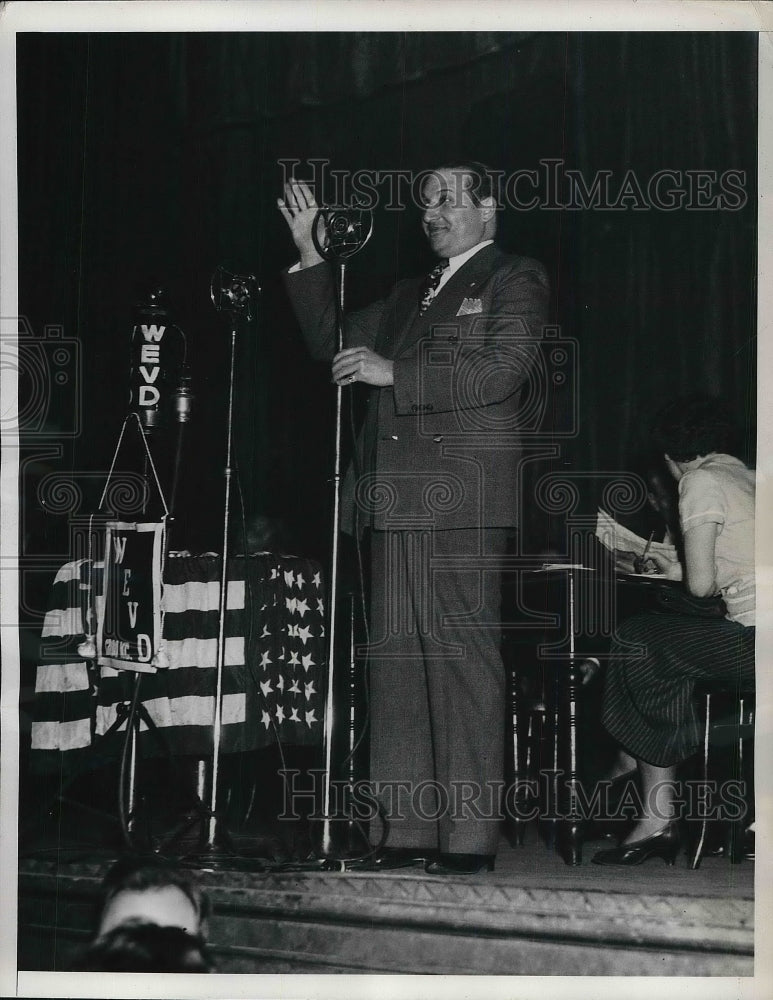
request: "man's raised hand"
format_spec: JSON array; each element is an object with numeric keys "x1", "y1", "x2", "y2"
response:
[{"x1": 277, "y1": 179, "x2": 324, "y2": 268}]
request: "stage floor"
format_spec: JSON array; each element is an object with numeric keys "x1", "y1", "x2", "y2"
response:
[{"x1": 18, "y1": 826, "x2": 754, "y2": 977}]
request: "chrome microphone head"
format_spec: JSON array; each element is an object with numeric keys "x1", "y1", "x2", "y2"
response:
[
  {"x1": 312, "y1": 205, "x2": 374, "y2": 262},
  {"x1": 173, "y1": 365, "x2": 194, "y2": 423},
  {"x1": 210, "y1": 267, "x2": 260, "y2": 320}
]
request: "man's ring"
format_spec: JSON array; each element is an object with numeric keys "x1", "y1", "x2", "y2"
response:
[{"x1": 348, "y1": 374, "x2": 356, "y2": 383}]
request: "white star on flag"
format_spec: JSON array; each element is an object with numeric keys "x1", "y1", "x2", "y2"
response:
[
  {"x1": 290, "y1": 707, "x2": 300, "y2": 722},
  {"x1": 289, "y1": 678, "x2": 301, "y2": 694},
  {"x1": 276, "y1": 674, "x2": 285, "y2": 692},
  {"x1": 275, "y1": 704, "x2": 285, "y2": 724},
  {"x1": 295, "y1": 597, "x2": 309, "y2": 618},
  {"x1": 288, "y1": 650, "x2": 300, "y2": 667},
  {"x1": 296, "y1": 572, "x2": 305, "y2": 589},
  {"x1": 271, "y1": 567, "x2": 279, "y2": 579},
  {"x1": 287, "y1": 623, "x2": 298, "y2": 639},
  {"x1": 284, "y1": 569, "x2": 295, "y2": 588},
  {"x1": 260, "y1": 679, "x2": 273, "y2": 697},
  {"x1": 261, "y1": 710, "x2": 272, "y2": 729},
  {"x1": 297, "y1": 625, "x2": 313, "y2": 645},
  {"x1": 278, "y1": 646, "x2": 285, "y2": 661},
  {"x1": 260, "y1": 624, "x2": 271, "y2": 638},
  {"x1": 304, "y1": 680, "x2": 316, "y2": 699},
  {"x1": 317, "y1": 598, "x2": 325, "y2": 613},
  {"x1": 260, "y1": 651, "x2": 272, "y2": 669},
  {"x1": 305, "y1": 709, "x2": 318, "y2": 727},
  {"x1": 285, "y1": 596, "x2": 297, "y2": 614},
  {"x1": 302, "y1": 652, "x2": 315, "y2": 672},
  {"x1": 313, "y1": 572, "x2": 321, "y2": 588}
]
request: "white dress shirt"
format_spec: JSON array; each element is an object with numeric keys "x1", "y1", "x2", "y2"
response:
[{"x1": 434, "y1": 239, "x2": 493, "y2": 294}]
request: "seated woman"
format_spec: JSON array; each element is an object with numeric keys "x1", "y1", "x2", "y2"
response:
[{"x1": 592, "y1": 394, "x2": 755, "y2": 866}]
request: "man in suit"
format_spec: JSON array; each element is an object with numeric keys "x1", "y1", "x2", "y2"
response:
[{"x1": 279, "y1": 162, "x2": 549, "y2": 874}]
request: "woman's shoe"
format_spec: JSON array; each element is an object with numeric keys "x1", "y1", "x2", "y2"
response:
[
  {"x1": 591, "y1": 822, "x2": 681, "y2": 866},
  {"x1": 583, "y1": 770, "x2": 640, "y2": 842}
]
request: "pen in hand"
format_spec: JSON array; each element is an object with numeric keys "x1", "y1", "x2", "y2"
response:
[{"x1": 634, "y1": 530, "x2": 655, "y2": 574}]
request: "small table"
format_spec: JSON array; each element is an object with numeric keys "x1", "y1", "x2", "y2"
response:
[{"x1": 503, "y1": 565, "x2": 677, "y2": 865}]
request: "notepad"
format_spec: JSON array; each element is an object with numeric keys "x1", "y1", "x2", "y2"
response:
[
  {"x1": 539, "y1": 563, "x2": 595, "y2": 571},
  {"x1": 595, "y1": 508, "x2": 677, "y2": 559}
]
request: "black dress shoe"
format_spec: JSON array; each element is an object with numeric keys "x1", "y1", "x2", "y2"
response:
[
  {"x1": 368, "y1": 847, "x2": 437, "y2": 870},
  {"x1": 425, "y1": 852, "x2": 495, "y2": 875},
  {"x1": 591, "y1": 822, "x2": 681, "y2": 867}
]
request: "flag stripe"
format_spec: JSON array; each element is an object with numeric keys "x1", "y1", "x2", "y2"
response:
[
  {"x1": 32, "y1": 718, "x2": 92, "y2": 752},
  {"x1": 31, "y1": 554, "x2": 327, "y2": 766}
]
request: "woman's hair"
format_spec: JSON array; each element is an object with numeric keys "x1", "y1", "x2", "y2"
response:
[{"x1": 650, "y1": 394, "x2": 738, "y2": 462}]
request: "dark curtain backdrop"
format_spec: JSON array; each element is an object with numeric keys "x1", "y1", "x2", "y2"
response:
[{"x1": 18, "y1": 31, "x2": 757, "y2": 572}]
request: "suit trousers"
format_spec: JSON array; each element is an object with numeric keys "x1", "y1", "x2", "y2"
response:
[
  {"x1": 602, "y1": 611, "x2": 755, "y2": 767},
  {"x1": 367, "y1": 526, "x2": 508, "y2": 854}
]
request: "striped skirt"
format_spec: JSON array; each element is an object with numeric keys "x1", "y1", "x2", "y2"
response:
[{"x1": 601, "y1": 612, "x2": 755, "y2": 767}]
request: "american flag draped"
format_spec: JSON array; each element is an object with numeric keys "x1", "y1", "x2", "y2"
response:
[{"x1": 32, "y1": 553, "x2": 327, "y2": 771}]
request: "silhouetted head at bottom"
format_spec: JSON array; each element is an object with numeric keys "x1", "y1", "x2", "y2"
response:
[{"x1": 71, "y1": 920, "x2": 212, "y2": 973}]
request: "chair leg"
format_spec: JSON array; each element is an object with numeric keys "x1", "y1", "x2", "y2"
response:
[
  {"x1": 506, "y1": 660, "x2": 535, "y2": 848},
  {"x1": 689, "y1": 692, "x2": 712, "y2": 870},
  {"x1": 727, "y1": 696, "x2": 749, "y2": 864}
]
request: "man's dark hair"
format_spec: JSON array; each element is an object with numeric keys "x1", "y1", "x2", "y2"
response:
[
  {"x1": 71, "y1": 922, "x2": 212, "y2": 972},
  {"x1": 100, "y1": 857, "x2": 210, "y2": 926},
  {"x1": 434, "y1": 160, "x2": 500, "y2": 206},
  {"x1": 650, "y1": 394, "x2": 738, "y2": 462}
]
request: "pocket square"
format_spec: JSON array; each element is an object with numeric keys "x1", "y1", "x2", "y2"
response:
[{"x1": 456, "y1": 297, "x2": 483, "y2": 316}]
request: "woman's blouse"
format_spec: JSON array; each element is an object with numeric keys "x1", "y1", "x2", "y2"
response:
[{"x1": 679, "y1": 453, "x2": 755, "y2": 626}]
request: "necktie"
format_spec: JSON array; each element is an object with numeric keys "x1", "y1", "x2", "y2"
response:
[{"x1": 418, "y1": 258, "x2": 449, "y2": 314}]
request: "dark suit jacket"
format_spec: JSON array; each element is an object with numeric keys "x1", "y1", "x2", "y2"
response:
[{"x1": 284, "y1": 244, "x2": 550, "y2": 534}]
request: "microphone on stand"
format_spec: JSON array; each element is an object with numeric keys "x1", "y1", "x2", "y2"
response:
[
  {"x1": 186, "y1": 265, "x2": 260, "y2": 864},
  {"x1": 173, "y1": 364, "x2": 195, "y2": 423},
  {"x1": 129, "y1": 283, "x2": 173, "y2": 436},
  {"x1": 169, "y1": 364, "x2": 194, "y2": 523},
  {"x1": 128, "y1": 283, "x2": 187, "y2": 520},
  {"x1": 310, "y1": 201, "x2": 373, "y2": 862}
]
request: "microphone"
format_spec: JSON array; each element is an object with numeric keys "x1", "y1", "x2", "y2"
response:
[
  {"x1": 210, "y1": 267, "x2": 260, "y2": 321},
  {"x1": 172, "y1": 364, "x2": 194, "y2": 424},
  {"x1": 129, "y1": 282, "x2": 186, "y2": 434},
  {"x1": 312, "y1": 204, "x2": 374, "y2": 262}
]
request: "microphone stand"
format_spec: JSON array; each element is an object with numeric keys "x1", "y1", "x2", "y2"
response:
[
  {"x1": 190, "y1": 267, "x2": 259, "y2": 864},
  {"x1": 207, "y1": 315, "x2": 237, "y2": 854},
  {"x1": 310, "y1": 207, "x2": 373, "y2": 859},
  {"x1": 319, "y1": 258, "x2": 346, "y2": 858}
]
